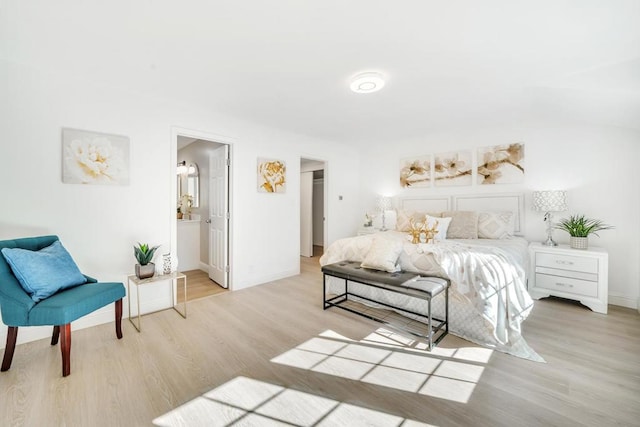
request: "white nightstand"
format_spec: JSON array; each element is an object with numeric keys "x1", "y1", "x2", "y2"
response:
[
  {"x1": 357, "y1": 227, "x2": 380, "y2": 236},
  {"x1": 528, "y1": 243, "x2": 608, "y2": 314}
]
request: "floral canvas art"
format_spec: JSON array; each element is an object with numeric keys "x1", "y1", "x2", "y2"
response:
[
  {"x1": 62, "y1": 128, "x2": 130, "y2": 185},
  {"x1": 477, "y1": 143, "x2": 525, "y2": 184},
  {"x1": 257, "y1": 158, "x2": 286, "y2": 193},
  {"x1": 434, "y1": 150, "x2": 472, "y2": 186},
  {"x1": 400, "y1": 155, "x2": 431, "y2": 188}
]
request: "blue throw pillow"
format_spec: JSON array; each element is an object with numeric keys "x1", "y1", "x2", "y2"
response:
[{"x1": 1, "y1": 240, "x2": 87, "y2": 302}]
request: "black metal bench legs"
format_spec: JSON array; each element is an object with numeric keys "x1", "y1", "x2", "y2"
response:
[{"x1": 322, "y1": 261, "x2": 450, "y2": 350}]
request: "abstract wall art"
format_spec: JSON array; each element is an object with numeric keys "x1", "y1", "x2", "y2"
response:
[
  {"x1": 433, "y1": 150, "x2": 472, "y2": 187},
  {"x1": 477, "y1": 143, "x2": 525, "y2": 184},
  {"x1": 62, "y1": 128, "x2": 130, "y2": 185},
  {"x1": 257, "y1": 158, "x2": 287, "y2": 193},
  {"x1": 400, "y1": 155, "x2": 431, "y2": 188}
]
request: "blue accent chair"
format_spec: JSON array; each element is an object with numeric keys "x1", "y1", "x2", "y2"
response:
[{"x1": 0, "y1": 235, "x2": 125, "y2": 377}]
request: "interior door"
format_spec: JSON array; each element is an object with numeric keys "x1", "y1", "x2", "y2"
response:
[
  {"x1": 209, "y1": 145, "x2": 229, "y2": 288},
  {"x1": 300, "y1": 171, "x2": 313, "y2": 257}
]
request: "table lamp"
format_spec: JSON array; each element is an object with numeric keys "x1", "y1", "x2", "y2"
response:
[
  {"x1": 377, "y1": 196, "x2": 392, "y2": 231},
  {"x1": 532, "y1": 190, "x2": 567, "y2": 246}
]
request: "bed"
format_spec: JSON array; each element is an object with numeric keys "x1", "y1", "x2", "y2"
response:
[{"x1": 320, "y1": 193, "x2": 543, "y2": 361}]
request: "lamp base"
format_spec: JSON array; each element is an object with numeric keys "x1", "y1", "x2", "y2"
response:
[{"x1": 542, "y1": 212, "x2": 558, "y2": 246}]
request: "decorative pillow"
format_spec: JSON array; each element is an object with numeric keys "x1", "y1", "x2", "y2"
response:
[
  {"x1": 442, "y1": 211, "x2": 479, "y2": 239},
  {"x1": 1, "y1": 240, "x2": 87, "y2": 302},
  {"x1": 478, "y1": 211, "x2": 515, "y2": 239},
  {"x1": 425, "y1": 215, "x2": 453, "y2": 241},
  {"x1": 361, "y1": 236, "x2": 403, "y2": 273},
  {"x1": 396, "y1": 210, "x2": 442, "y2": 232}
]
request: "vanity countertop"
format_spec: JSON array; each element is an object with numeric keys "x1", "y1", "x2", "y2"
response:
[{"x1": 177, "y1": 213, "x2": 201, "y2": 223}]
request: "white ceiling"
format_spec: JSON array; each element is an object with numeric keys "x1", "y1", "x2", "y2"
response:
[{"x1": 4, "y1": 1, "x2": 640, "y2": 145}]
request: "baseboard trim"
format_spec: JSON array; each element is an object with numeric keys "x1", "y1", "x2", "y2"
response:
[
  {"x1": 608, "y1": 294, "x2": 638, "y2": 310},
  {"x1": 237, "y1": 268, "x2": 300, "y2": 291}
]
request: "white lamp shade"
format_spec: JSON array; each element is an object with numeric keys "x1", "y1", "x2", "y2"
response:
[
  {"x1": 377, "y1": 196, "x2": 392, "y2": 210},
  {"x1": 532, "y1": 190, "x2": 567, "y2": 212}
]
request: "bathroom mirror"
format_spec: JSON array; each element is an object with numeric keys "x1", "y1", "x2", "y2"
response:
[{"x1": 186, "y1": 163, "x2": 199, "y2": 208}]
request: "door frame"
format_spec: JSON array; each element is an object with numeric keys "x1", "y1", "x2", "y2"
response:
[
  {"x1": 299, "y1": 157, "x2": 328, "y2": 256},
  {"x1": 300, "y1": 170, "x2": 314, "y2": 257},
  {"x1": 170, "y1": 126, "x2": 235, "y2": 289}
]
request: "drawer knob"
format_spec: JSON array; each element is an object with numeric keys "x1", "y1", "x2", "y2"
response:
[{"x1": 555, "y1": 260, "x2": 574, "y2": 265}]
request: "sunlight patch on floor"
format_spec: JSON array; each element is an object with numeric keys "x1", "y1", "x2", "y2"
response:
[
  {"x1": 153, "y1": 376, "x2": 438, "y2": 427},
  {"x1": 271, "y1": 328, "x2": 493, "y2": 404}
]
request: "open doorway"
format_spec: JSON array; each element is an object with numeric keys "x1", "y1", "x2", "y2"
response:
[
  {"x1": 172, "y1": 127, "x2": 233, "y2": 300},
  {"x1": 300, "y1": 158, "x2": 326, "y2": 259}
]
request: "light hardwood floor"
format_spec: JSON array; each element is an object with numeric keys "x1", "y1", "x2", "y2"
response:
[
  {"x1": 181, "y1": 269, "x2": 227, "y2": 302},
  {"x1": 1, "y1": 254, "x2": 639, "y2": 426}
]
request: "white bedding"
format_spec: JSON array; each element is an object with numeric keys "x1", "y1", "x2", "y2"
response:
[{"x1": 320, "y1": 231, "x2": 543, "y2": 361}]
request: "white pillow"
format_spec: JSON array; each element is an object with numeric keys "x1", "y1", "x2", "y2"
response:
[
  {"x1": 425, "y1": 215, "x2": 452, "y2": 241},
  {"x1": 360, "y1": 236, "x2": 403, "y2": 272},
  {"x1": 478, "y1": 211, "x2": 515, "y2": 239}
]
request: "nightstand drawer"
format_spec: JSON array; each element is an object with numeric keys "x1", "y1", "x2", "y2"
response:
[
  {"x1": 536, "y1": 252, "x2": 598, "y2": 274},
  {"x1": 535, "y1": 266, "x2": 597, "y2": 282},
  {"x1": 535, "y1": 273, "x2": 598, "y2": 297}
]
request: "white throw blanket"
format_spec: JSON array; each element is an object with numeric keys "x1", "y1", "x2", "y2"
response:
[{"x1": 320, "y1": 232, "x2": 543, "y2": 362}]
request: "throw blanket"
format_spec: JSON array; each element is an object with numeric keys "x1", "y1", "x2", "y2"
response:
[{"x1": 321, "y1": 232, "x2": 543, "y2": 361}]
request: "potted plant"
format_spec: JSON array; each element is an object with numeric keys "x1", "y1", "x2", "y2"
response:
[
  {"x1": 134, "y1": 242, "x2": 160, "y2": 279},
  {"x1": 555, "y1": 214, "x2": 613, "y2": 249}
]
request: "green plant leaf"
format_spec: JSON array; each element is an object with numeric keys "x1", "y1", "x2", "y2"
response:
[
  {"x1": 133, "y1": 242, "x2": 160, "y2": 265},
  {"x1": 555, "y1": 214, "x2": 614, "y2": 237}
]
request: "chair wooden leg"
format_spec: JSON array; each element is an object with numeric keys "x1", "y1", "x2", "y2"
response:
[
  {"x1": 1, "y1": 326, "x2": 18, "y2": 372},
  {"x1": 60, "y1": 323, "x2": 71, "y2": 377},
  {"x1": 51, "y1": 325, "x2": 60, "y2": 345},
  {"x1": 115, "y1": 299, "x2": 123, "y2": 339}
]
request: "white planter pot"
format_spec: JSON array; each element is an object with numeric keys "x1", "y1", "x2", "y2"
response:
[{"x1": 570, "y1": 236, "x2": 588, "y2": 250}]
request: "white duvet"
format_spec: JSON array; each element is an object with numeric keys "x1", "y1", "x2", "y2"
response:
[{"x1": 320, "y1": 231, "x2": 543, "y2": 361}]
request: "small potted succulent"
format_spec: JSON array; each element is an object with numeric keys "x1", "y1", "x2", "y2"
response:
[
  {"x1": 134, "y1": 242, "x2": 160, "y2": 279},
  {"x1": 555, "y1": 215, "x2": 613, "y2": 249}
]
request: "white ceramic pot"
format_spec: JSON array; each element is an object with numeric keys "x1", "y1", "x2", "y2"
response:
[{"x1": 570, "y1": 236, "x2": 588, "y2": 250}]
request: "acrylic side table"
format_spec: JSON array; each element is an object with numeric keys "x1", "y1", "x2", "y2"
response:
[{"x1": 127, "y1": 271, "x2": 187, "y2": 332}]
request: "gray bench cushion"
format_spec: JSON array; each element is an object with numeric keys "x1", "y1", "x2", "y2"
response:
[
  {"x1": 397, "y1": 276, "x2": 448, "y2": 297},
  {"x1": 322, "y1": 261, "x2": 448, "y2": 298},
  {"x1": 322, "y1": 261, "x2": 419, "y2": 286}
]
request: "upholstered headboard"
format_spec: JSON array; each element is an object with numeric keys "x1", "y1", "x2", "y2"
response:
[{"x1": 397, "y1": 192, "x2": 525, "y2": 235}]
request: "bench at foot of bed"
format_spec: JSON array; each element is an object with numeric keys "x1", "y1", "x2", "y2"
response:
[{"x1": 321, "y1": 260, "x2": 450, "y2": 350}]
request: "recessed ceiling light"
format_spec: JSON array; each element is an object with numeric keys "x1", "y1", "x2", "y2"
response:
[{"x1": 350, "y1": 72, "x2": 385, "y2": 94}]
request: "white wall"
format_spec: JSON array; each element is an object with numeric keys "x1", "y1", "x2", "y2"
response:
[
  {"x1": 357, "y1": 125, "x2": 640, "y2": 309},
  {"x1": 0, "y1": 59, "x2": 361, "y2": 347}
]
